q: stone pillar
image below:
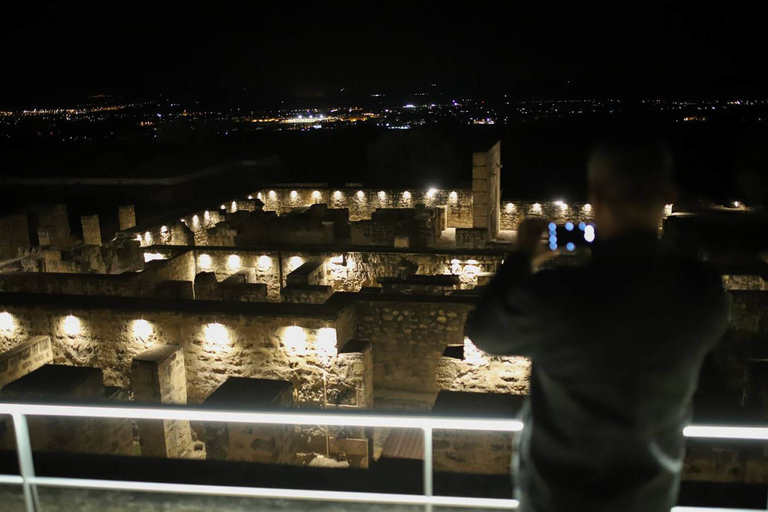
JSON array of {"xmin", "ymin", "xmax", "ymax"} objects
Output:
[
  {"xmin": 118, "ymin": 205, "xmax": 136, "ymax": 230},
  {"xmin": 37, "ymin": 226, "xmax": 54, "ymax": 246},
  {"xmin": 131, "ymin": 344, "xmax": 193, "ymax": 458},
  {"xmin": 472, "ymin": 141, "xmax": 501, "ymax": 239},
  {"xmin": 0, "ymin": 336, "xmax": 53, "ymax": 389},
  {"xmin": 80, "ymin": 215, "xmax": 102, "ymax": 246}
]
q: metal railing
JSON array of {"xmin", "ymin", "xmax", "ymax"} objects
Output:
[{"xmin": 0, "ymin": 402, "xmax": 764, "ymax": 512}]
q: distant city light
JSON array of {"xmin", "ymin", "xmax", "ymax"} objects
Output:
[{"xmin": 404, "ymin": 104, "xmax": 416, "ymax": 109}]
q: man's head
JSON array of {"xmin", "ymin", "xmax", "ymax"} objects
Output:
[{"xmin": 587, "ymin": 133, "xmax": 677, "ymax": 237}]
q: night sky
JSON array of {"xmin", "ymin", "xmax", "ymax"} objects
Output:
[{"xmin": 1, "ymin": 2, "xmax": 766, "ymax": 107}]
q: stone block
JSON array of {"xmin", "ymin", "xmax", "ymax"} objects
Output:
[
  {"xmin": 80, "ymin": 215, "xmax": 102, "ymax": 246},
  {"xmin": 118, "ymin": 205, "xmax": 136, "ymax": 230},
  {"xmin": 37, "ymin": 226, "xmax": 54, "ymax": 246},
  {"xmin": 0, "ymin": 336, "xmax": 53, "ymax": 388},
  {"xmin": 472, "ymin": 178, "xmax": 489, "ymax": 193}
]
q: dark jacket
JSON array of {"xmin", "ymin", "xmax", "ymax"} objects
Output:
[{"xmin": 466, "ymin": 230, "xmax": 730, "ymax": 512}]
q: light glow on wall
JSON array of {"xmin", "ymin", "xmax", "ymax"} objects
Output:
[
  {"xmin": 333, "ymin": 190, "xmax": 342, "ymax": 200},
  {"xmin": 0, "ymin": 312, "xmax": 15, "ymax": 333},
  {"xmin": 144, "ymin": 232, "xmax": 152, "ymax": 244},
  {"xmin": 505, "ymin": 203, "xmax": 515, "ymax": 213},
  {"xmin": 258, "ymin": 255, "xmax": 272, "ymax": 270},
  {"xmin": 143, "ymin": 252, "xmax": 165, "ymax": 263},
  {"xmin": 231, "ymin": 201, "xmax": 237, "ymax": 212},
  {"xmin": 427, "ymin": 188, "xmax": 437, "ymax": 198},
  {"xmin": 220, "ymin": 204, "xmax": 226, "ymax": 210},
  {"xmin": 192, "ymin": 215, "xmax": 200, "ymax": 226},
  {"xmin": 531, "ymin": 203, "xmax": 542, "ymax": 213},
  {"xmin": 583, "ymin": 204, "xmax": 592, "ymax": 212},
  {"xmin": 204, "ymin": 211, "xmax": 210, "ymax": 221},
  {"xmin": 132, "ymin": 319, "xmax": 153, "ymax": 340},
  {"xmin": 290, "ymin": 190, "xmax": 298, "ymax": 200},
  {"xmin": 204, "ymin": 323, "xmax": 229, "ymax": 347},
  {"xmin": 312, "ymin": 190, "xmax": 321, "ymax": 200},
  {"xmin": 665, "ymin": 204, "xmax": 674, "ymax": 215},
  {"xmin": 256, "ymin": 192, "xmax": 263, "ymax": 201},
  {"xmin": 227, "ymin": 254, "xmax": 241, "ymax": 270},
  {"xmin": 449, "ymin": 191, "xmax": 458, "ymax": 202},
  {"xmin": 402, "ymin": 191, "xmax": 411, "ymax": 200},
  {"xmin": 63, "ymin": 315, "xmax": 81, "ymax": 336},
  {"xmin": 463, "ymin": 259, "xmax": 480, "ymax": 276},
  {"xmin": 199, "ymin": 254, "xmax": 212, "ymax": 270},
  {"xmin": 247, "ymin": 195, "xmax": 253, "ymax": 200},
  {"xmin": 160, "ymin": 225, "xmax": 168, "ymax": 234},
  {"xmin": 283, "ymin": 325, "xmax": 307, "ymax": 354},
  {"xmin": 317, "ymin": 327, "xmax": 338, "ymax": 355},
  {"xmin": 555, "ymin": 200, "xmax": 568, "ymax": 211},
  {"xmin": 378, "ymin": 191, "xmax": 386, "ymax": 200},
  {"xmin": 289, "ymin": 256, "xmax": 304, "ymax": 270},
  {"xmin": 463, "ymin": 337, "xmax": 486, "ymax": 365},
  {"xmin": 269, "ymin": 190, "xmax": 276, "ymax": 199},
  {"xmin": 450, "ymin": 259, "xmax": 462, "ymax": 274},
  {"xmin": 357, "ymin": 190, "xmax": 365, "ymax": 200}
]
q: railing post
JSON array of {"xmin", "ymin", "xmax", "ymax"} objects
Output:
[
  {"xmin": 423, "ymin": 426, "xmax": 433, "ymax": 512},
  {"xmin": 12, "ymin": 413, "xmax": 40, "ymax": 512}
]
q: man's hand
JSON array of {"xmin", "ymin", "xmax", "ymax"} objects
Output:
[{"xmin": 516, "ymin": 218, "xmax": 556, "ymax": 263}]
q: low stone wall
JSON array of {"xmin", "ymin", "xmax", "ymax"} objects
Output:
[
  {"xmin": 499, "ymin": 201, "xmax": 594, "ymax": 230},
  {"xmin": 0, "ymin": 335, "xmax": 53, "ymax": 388},
  {"xmin": 436, "ymin": 338, "xmax": 531, "ymax": 395},
  {"xmin": 254, "ymin": 187, "xmax": 474, "ymax": 228}
]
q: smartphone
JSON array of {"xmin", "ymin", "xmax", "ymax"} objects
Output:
[{"xmin": 547, "ymin": 222, "xmax": 596, "ymax": 251}]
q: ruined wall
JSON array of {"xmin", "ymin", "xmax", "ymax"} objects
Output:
[
  {"xmin": 436, "ymin": 338, "xmax": 531, "ymax": 395},
  {"xmin": 433, "ymin": 430, "xmax": 514, "ymax": 475},
  {"xmin": 499, "ymin": 201, "xmax": 594, "ymax": 230},
  {"xmin": 0, "ymin": 336, "xmax": 53, "ymax": 388},
  {"xmin": 354, "ymin": 299, "xmax": 472, "ymax": 409},
  {"xmin": 0, "ymin": 213, "xmax": 30, "ymax": 260},
  {"xmin": 255, "ymin": 187, "xmax": 474, "ymax": 228},
  {"xmin": 0, "ymin": 299, "xmax": 357, "ymax": 406},
  {"xmin": 723, "ymin": 275, "xmax": 768, "ymax": 291}
]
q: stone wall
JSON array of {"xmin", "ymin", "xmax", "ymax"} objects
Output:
[
  {"xmin": 0, "ymin": 335, "xmax": 53, "ymax": 388},
  {"xmin": 723, "ymin": 275, "xmax": 768, "ymax": 291},
  {"xmin": 254, "ymin": 187, "xmax": 474, "ymax": 228},
  {"xmin": 436, "ymin": 338, "xmax": 531, "ymax": 395},
  {"xmin": 0, "ymin": 297, "xmax": 358, "ymax": 406},
  {"xmin": 499, "ymin": 201, "xmax": 594, "ymax": 230},
  {"xmin": 0, "ymin": 213, "xmax": 30, "ymax": 260},
  {"xmin": 354, "ymin": 298, "xmax": 472, "ymax": 409}
]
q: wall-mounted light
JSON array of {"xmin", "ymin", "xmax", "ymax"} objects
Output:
[
  {"xmin": 554, "ymin": 200, "xmax": 568, "ymax": 211},
  {"xmin": 427, "ymin": 188, "xmax": 437, "ymax": 199},
  {"xmin": 204, "ymin": 211, "xmax": 210, "ymax": 221},
  {"xmin": 144, "ymin": 232, "xmax": 152, "ymax": 244},
  {"xmin": 290, "ymin": 190, "xmax": 298, "ymax": 200},
  {"xmin": 505, "ymin": 203, "xmax": 515, "ymax": 213},
  {"xmin": 289, "ymin": 256, "xmax": 304, "ymax": 270},
  {"xmin": 269, "ymin": 190, "xmax": 276, "ymax": 199},
  {"xmin": 0, "ymin": 312, "xmax": 15, "ymax": 333},
  {"xmin": 333, "ymin": 190, "xmax": 342, "ymax": 200},
  {"xmin": 144, "ymin": 252, "xmax": 164, "ymax": 263},
  {"xmin": 227, "ymin": 254, "xmax": 241, "ymax": 270},
  {"xmin": 204, "ymin": 323, "xmax": 229, "ymax": 347},
  {"xmin": 378, "ymin": 191, "xmax": 386, "ymax": 201},
  {"xmin": 403, "ymin": 191, "xmax": 411, "ymax": 200},
  {"xmin": 220, "ymin": 204, "xmax": 226, "ymax": 210},
  {"xmin": 63, "ymin": 315, "xmax": 81, "ymax": 336},
  {"xmin": 583, "ymin": 204, "xmax": 592, "ymax": 212},
  {"xmin": 531, "ymin": 203, "xmax": 542, "ymax": 213},
  {"xmin": 132, "ymin": 319, "xmax": 153, "ymax": 340},
  {"xmin": 282, "ymin": 325, "xmax": 309, "ymax": 354},
  {"xmin": 256, "ymin": 192, "xmax": 263, "ymax": 201},
  {"xmin": 357, "ymin": 190, "xmax": 365, "ymax": 200},
  {"xmin": 231, "ymin": 201, "xmax": 238, "ymax": 212},
  {"xmin": 199, "ymin": 254, "xmax": 212, "ymax": 270},
  {"xmin": 192, "ymin": 214, "xmax": 200, "ymax": 226},
  {"xmin": 449, "ymin": 191, "xmax": 458, "ymax": 202},
  {"xmin": 312, "ymin": 190, "xmax": 321, "ymax": 200},
  {"xmin": 258, "ymin": 255, "xmax": 272, "ymax": 270},
  {"xmin": 160, "ymin": 225, "xmax": 168, "ymax": 233},
  {"xmin": 247, "ymin": 195, "xmax": 253, "ymax": 200},
  {"xmin": 317, "ymin": 327, "xmax": 338, "ymax": 355}
]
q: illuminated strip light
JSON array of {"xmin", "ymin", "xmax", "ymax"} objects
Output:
[
  {"xmin": 16, "ymin": 477, "xmax": 521, "ymax": 509},
  {"xmin": 683, "ymin": 425, "xmax": 768, "ymax": 440},
  {"xmin": 0, "ymin": 403, "xmax": 522, "ymax": 432},
  {"xmin": 0, "ymin": 474, "xmax": 23, "ymax": 485}
]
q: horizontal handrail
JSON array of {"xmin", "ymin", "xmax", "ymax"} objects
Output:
[{"xmin": 1, "ymin": 402, "xmax": 767, "ymax": 512}]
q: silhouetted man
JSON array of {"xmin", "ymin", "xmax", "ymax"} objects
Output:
[{"xmin": 466, "ymin": 135, "xmax": 730, "ymax": 512}]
